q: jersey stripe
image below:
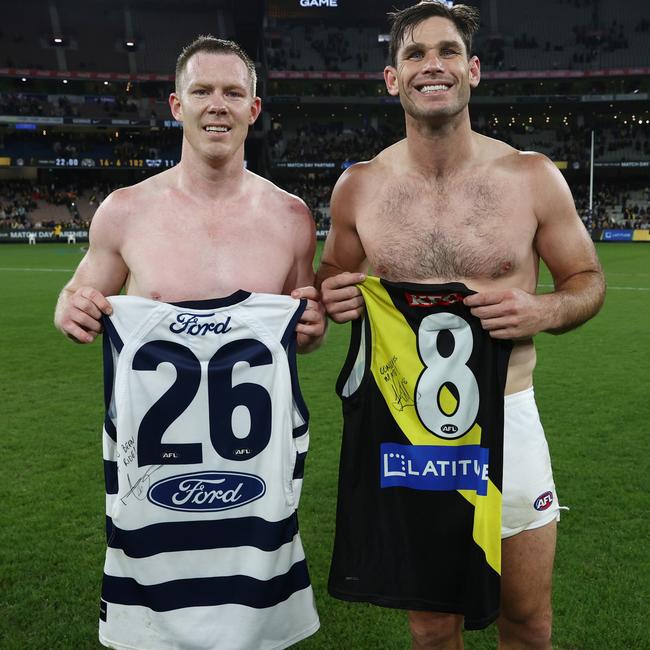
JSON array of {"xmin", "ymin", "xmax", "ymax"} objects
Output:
[
  {"xmin": 102, "ymin": 559, "xmax": 311, "ymax": 611},
  {"xmin": 106, "ymin": 513, "xmax": 299, "ymax": 557}
]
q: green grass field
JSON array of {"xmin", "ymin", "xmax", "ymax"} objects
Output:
[{"xmin": 1, "ymin": 242, "xmax": 648, "ymax": 649}]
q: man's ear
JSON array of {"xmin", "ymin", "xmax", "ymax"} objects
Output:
[
  {"xmin": 384, "ymin": 66, "xmax": 400, "ymax": 97},
  {"xmin": 169, "ymin": 92, "xmax": 182, "ymax": 122},
  {"xmin": 249, "ymin": 96, "xmax": 262, "ymax": 125},
  {"xmin": 469, "ymin": 55, "xmax": 481, "ymax": 89}
]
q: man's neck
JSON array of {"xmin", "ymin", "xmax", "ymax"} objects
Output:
[
  {"xmin": 175, "ymin": 145, "xmax": 248, "ymax": 201},
  {"xmin": 404, "ymin": 112, "xmax": 476, "ymax": 178}
]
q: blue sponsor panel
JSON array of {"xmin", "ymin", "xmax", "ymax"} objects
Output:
[
  {"xmin": 601, "ymin": 229, "xmax": 633, "ymax": 241},
  {"xmin": 380, "ymin": 443, "xmax": 490, "ymax": 496},
  {"xmin": 148, "ymin": 471, "xmax": 266, "ymax": 512}
]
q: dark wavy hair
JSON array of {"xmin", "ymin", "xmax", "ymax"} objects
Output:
[{"xmin": 388, "ymin": 1, "xmax": 480, "ymax": 65}]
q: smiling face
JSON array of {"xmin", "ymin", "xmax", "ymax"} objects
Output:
[
  {"xmin": 169, "ymin": 52, "xmax": 261, "ymax": 164},
  {"xmin": 384, "ymin": 16, "xmax": 480, "ymax": 125}
]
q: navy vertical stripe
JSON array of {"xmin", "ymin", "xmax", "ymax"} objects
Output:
[
  {"xmin": 104, "ymin": 416, "xmax": 117, "ymax": 442},
  {"xmin": 286, "ymin": 340, "xmax": 310, "ymax": 429},
  {"xmin": 293, "ymin": 452, "xmax": 307, "ymax": 480},
  {"xmin": 104, "ymin": 460, "xmax": 118, "ymax": 495},
  {"xmin": 101, "ymin": 314, "xmax": 121, "ymax": 442},
  {"xmin": 101, "ymin": 315, "xmax": 123, "ymax": 352},
  {"xmin": 102, "ymin": 558, "xmax": 311, "ymax": 611},
  {"xmin": 280, "ymin": 299, "xmax": 306, "ymax": 348}
]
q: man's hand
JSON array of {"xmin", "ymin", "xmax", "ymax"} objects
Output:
[
  {"xmin": 464, "ymin": 288, "xmax": 549, "ymax": 340},
  {"xmin": 291, "ymin": 286, "xmax": 327, "ymax": 353},
  {"xmin": 54, "ymin": 286, "xmax": 113, "ymax": 344},
  {"xmin": 321, "ymin": 272, "xmax": 366, "ymax": 323}
]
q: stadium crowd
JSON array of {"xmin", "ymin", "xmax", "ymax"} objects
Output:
[
  {"xmin": 2, "ymin": 172, "xmax": 648, "ymax": 234},
  {"xmin": 0, "ymin": 179, "xmax": 114, "ymax": 229},
  {"xmin": 268, "ymin": 117, "xmax": 649, "ymax": 169},
  {"xmin": 0, "ymin": 92, "xmax": 140, "ymax": 120}
]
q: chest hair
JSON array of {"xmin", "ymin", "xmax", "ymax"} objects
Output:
[{"xmin": 368, "ymin": 177, "xmax": 518, "ymax": 281}]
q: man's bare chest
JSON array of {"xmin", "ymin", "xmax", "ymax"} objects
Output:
[
  {"xmin": 120, "ymin": 209, "xmax": 293, "ymax": 299},
  {"xmin": 358, "ymin": 177, "xmax": 536, "ymax": 282}
]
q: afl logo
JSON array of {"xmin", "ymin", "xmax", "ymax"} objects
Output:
[
  {"xmin": 441, "ymin": 424, "xmax": 458, "ymax": 435},
  {"xmin": 148, "ymin": 471, "xmax": 265, "ymax": 512},
  {"xmin": 534, "ymin": 491, "xmax": 554, "ymax": 511}
]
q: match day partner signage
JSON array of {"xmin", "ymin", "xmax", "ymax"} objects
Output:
[{"xmin": 0, "ymin": 229, "xmax": 89, "ymax": 243}]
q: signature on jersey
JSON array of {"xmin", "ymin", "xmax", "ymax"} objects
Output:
[{"xmin": 380, "ymin": 356, "xmax": 413, "ymax": 412}]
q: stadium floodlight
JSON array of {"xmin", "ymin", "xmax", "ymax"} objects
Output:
[
  {"xmin": 125, "ymin": 40, "xmax": 137, "ymax": 51},
  {"xmin": 51, "ymin": 36, "xmax": 66, "ymax": 46}
]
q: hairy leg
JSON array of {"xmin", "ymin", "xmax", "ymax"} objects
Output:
[
  {"xmin": 407, "ymin": 611, "xmax": 464, "ymax": 650},
  {"xmin": 497, "ymin": 521, "xmax": 557, "ymax": 650}
]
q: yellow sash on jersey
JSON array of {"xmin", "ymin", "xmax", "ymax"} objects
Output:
[{"xmin": 360, "ymin": 276, "xmax": 501, "ymax": 574}]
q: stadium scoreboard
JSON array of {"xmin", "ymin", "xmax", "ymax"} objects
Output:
[{"xmin": 4, "ymin": 157, "xmax": 179, "ymax": 169}]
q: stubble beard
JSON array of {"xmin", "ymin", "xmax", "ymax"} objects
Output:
[{"xmin": 401, "ymin": 85, "xmax": 470, "ymax": 125}]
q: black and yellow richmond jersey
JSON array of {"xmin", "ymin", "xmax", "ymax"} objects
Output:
[{"xmin": 328, "ymin": 277, "xmax": 512, "ymax": 630}]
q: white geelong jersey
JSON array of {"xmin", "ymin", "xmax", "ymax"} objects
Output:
[{"xmin": 99, "ymin": 292, "xmax": 319, "ymax": 650}]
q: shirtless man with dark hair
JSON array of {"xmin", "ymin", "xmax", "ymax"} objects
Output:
[{"xmin": 318, "ymin": 3, "xmax": 604, "ymax": 649}]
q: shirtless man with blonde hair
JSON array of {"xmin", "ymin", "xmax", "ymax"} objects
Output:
[
  {"xmin": 55, "ymin": 36, "xmax": 324, "ymax": 346},
  {"xmin": 54, "ymin": 36, "xmax": 325, "ymax": 650},
  {"xmin": 318, "ymin": 3, "xmax": 604, "ymax": 649}
]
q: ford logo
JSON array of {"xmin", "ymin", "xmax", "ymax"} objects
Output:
[
  {"xmin": 534, "ymin": 491, "xmax": 554, "ymax": 511},
  {"xmin": 148, "ymin": 471, "xmax": 266, "ymax": 512}
]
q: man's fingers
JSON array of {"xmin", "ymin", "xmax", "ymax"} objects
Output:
[
  {"xmin": 330, "ymin": 307, "xmax": 365, "ymax": 324},
  {"xmin": 291, "ymin": 286, "xmax": 320, "ymax": 301},
  {"xmin": 78, "ymin": 287, "xmax": 113, "ymax": 315},
  {"xmin": 325, "ymin": 286, "xmax": 362, "ymax": 302},
  {"xmin": 327, "ymin": 295, "xmax": 365, "ymax": 315},
  {"xmin": 65, "ymin": 323, "xmax": 98, "ymax": 344},
  {"xmin": 75, "ymin": 310, "xmax": 105, "ymax": 333},
  {"xmin": 323, "ymin": 288, "xmax": 364, "ymax": 307},
  {"xmin": 486, "ymin": 328, "xmax": 514, "ymax": 340},
  {"xmin": 71, "ymin": 296, "xmax": 102, "ymax": 327},
  {"xmin": 464, "ymin": 291, "xmax": 507, "ymax": 307},
  {"xmin": 469, "ymin": 304, "xmax": 511, "ymax": 320},
  {"xmin": 322, "ymin": 272, "xmax": 365, "ymax": 291},
  {"xmin": 299, "ymin": 308, "xmax": 323, "ymax": 324}
]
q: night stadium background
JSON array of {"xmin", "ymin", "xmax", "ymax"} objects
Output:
[{"xmin": 1, "ymin": 1, "xmax": 648, "ymax": 648}]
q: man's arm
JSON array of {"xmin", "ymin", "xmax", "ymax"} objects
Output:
[
  {"xmin": 282, "ymin": 196, "xmax": 327, "ymax": 354},
  {"xmin": 316, "ymin": 165, "xmax": 370, "ymax": 323},
  {"xmin": 54, "ymin": 191, "xmax": 130, "ymax": 343},
  {"xmin": 465, "ymin": 154, "xmax": 605, "ymax": 339}
]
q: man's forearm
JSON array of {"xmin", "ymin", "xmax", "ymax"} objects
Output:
[{"xmin": 542, "ymin": 270, "xmax": 606, "ymax": 334}]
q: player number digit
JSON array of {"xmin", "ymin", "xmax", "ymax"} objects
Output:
[
  {"xmin": 208, "ymin": 339, "xmax": 273, "ymax": 461},
  {"xmin": 133, "ymin": 341, "xmax": 203, "ymax": 466},
  {"xmin": 415, "ymin": 312, "xmax": 479, "ymax": 439}
]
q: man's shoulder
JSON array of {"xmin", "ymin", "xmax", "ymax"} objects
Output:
[
  {"xmin": 101, "ymin": 170, "xmax": 172, "ymax": 211},
  {"xmin": 247, "ymin": 171, "xmax": 313, "ymax": 221},
  {"xmin": 477, "ymin": 133, "xmax": 555, "ymax": 175},
  {"xmin": 333, "ymin": 149, "xmax": 397, "ymax": 199}
]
